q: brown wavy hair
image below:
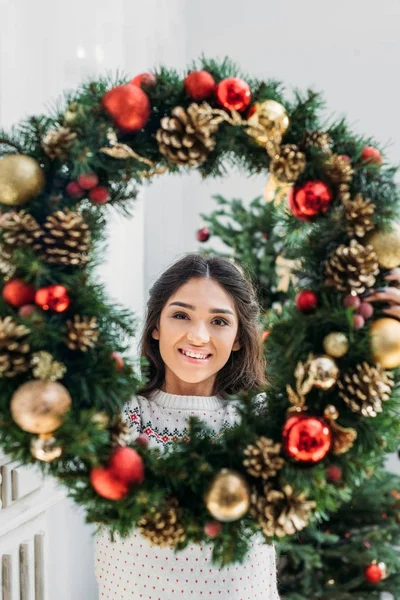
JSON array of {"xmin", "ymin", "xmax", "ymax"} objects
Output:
[{"xmin": 137, "ymin": 253, "xmax": 266, "ymax": 398}]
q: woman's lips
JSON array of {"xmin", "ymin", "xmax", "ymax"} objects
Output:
[{"xmin": 178, "ymin": 348, "xmax": 212, "ymax": 364}]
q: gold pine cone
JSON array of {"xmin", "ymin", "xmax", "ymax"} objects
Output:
[
  {"xmin": 137, "ymin": 497, "xmax": 186, "ymax": 548},
  {"xmin": 66, "ymin": 316, "xmax": 99, "ymax": 351},
  {"xmin": 42, "ymin": 126, "xmax": 77, "ymax": 160},
  {"xmin": 41, "ymin": 209, "xmax": 90, "ymax": 266},
  {"xmin": 31, "ymin": 351, "xmax": 67, "ymax": 382},
  {"xmin": 0, "ymin": 210, "xmax": 43, "ymax": 249},
  {"xmin": 343, "ymin": 194, "xmax": 376, "ymax": 238},
  {"xmin": 302, "ymin": 130, "xmax": 333, "ymax": 154},
  {"xmin": 250, "ymin": 483, "xmax": 316, "ymax": 538},
  {"xmin": 0, "ymin": 245, "xmax": 16, "ymax": 279},
  {"xmin": 270, "ymin": 145, "xmax": 306, "ymax": 184},
  {"xmin": 0, "ymin": 316, "xmax": 31, "ymax": 377},
  {"xmin": 325, "ymin": 239, "xmax": 379, "ymax": 295},
  {"xmin": 324, "ymin": 154, "xmax": 354, "ymax": 184},
  {"xmin": 156, "ymin": 103, "xmax": 220, "ymax": 166},
  {"xmin": 337, "ymin": 361, "xmax": 394, "ymax": 417},
  {"xmin": 243, "ymin": 437, "xmax": 284, "ymax": 480}
]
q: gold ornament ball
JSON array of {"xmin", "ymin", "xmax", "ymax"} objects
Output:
[
  {"xmin": 366, "ymin": 224, "xmax": 400, "ymax": 269},
  {"xmin": 10, "ymin": 380, "xmax": 72, "ymax": 434},
  {"xmin": 204, "ymin": 469, "xmax": 250, "ymax": 522},
  {"xmin": 31, "ymin": 434, "xmax": 63, "ymax": 462},
  {"xmin": 370, "ymin": 318, "xmax": 400, "ymax": 369},
  {"xmin": 0, "ymin": 154, "xmax": 45, "ymax": 206},
  {"xmin": 255, "ymin": 100, "xmax": 289, "ymax": 133},
  {"xmin": 309, "ymin": 355, "xmax": 339, "ymax": 390},
  {"xmin": 323, "ymin": 332, "xmax": 349, "ymax": 358}
]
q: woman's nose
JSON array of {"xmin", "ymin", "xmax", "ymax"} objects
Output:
[{"xmin": 187, "ymin": 323, "xmax": 210, "ymax": 344}]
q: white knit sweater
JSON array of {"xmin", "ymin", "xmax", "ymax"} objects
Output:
[{"xmin": 94, "ymin": 390, "xmax": 280, "ymax": 599}]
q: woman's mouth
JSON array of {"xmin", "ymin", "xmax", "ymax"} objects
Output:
[{"xmin": 178, "ymin": 348, "xmax": 212, "ymax": 364}]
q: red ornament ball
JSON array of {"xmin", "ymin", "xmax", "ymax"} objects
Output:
[
  {"xmin": 35, "ymin": 285, "xmax": 70, "ymax": 313},
  {"xmin": 90, "ymin": 466, "xmax": 129, "ymax": 500},
  {"xmin": 326, "ymin": 464, "xmax": 343, "ymax": 482},
  {"xmin": 289, "ymin": 181, "xmax": 332, "ymax": 221},
  {"xmin": 102, "ymin": 84, "xmax": 150, "ymax": 132},
  {"xmin": 361, "ymin": 146, "xmax": 382, "ymax": 166},
  {"xmin": 364, "ymin": 562, "xmax": 385, "ymax": 583},
  {"xmin": 77, "ymin": 173, "xmax": 99, "ymax": 190},
  {"xmin": 184, "ymin": 70, "xmax": 216, "ymax": 101},
  {"xmin": 196, "ymin": 227, "xmax": 211, "ymax": 242},
  {"xmin": 2, "ymin": 279, "xmax": 35, "ymax": 307},
  {"xmin": 109, "ymin": 446, "xmax": 145, "ymax": 485},
  {"xmin": 296, "ymin": 290, "xmax": 318, "ymax": 312},
  {"xmin": 89, "ymin": 186, "xmax": 110, "ymax": 205},
  {"xmin": 215, "ymin": 77, "xmax": 252, "ymax": 112},
  {"xmin": 66, "ymin": 181, "xmax": 85, "ymax": 199},
  {"xmin": 204, "ymin": 521, "xmax": 223, "ymax": 538},
  {"xmin": 111, "ymin": 351, "xmax": 124, "ymax": 371},
  {"xmin": 282, "ymin": 414, "xmax": 332, "ymax": 463},
  {"xmin": 131, "ymin": 72, "xmax": 156, "ymax": 88}
]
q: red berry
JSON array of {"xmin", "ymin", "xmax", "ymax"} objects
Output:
[
  {"xmin": 89, "ymin": 186, "xmax": 110, "ymax": 205},
  {"xmin": 111, "ymin": 351, "xmax": 124, "ymax": 370},
  {"xmin": 109, "ymin": 447, "xmax": 144, "ymax": 485},
  {"xmin": 295, "ymin": 290, "xmax": 318, "ymax": 312},
  {"xmin": 66, "ymin": 181, "xmax": 85, "ymax": 198},
  {"xmin": 90, "ymin": 467, "xmax": 129, "ymax": 500},
  {"xmin": 2, "ymin": 279, "xmax": 35, "ymax": 307},
  {"xmin": 131, "ymin": 73, "xmax": 156, "ymax": 88},
  {"xmin": 196, "ymin": 227, "xmax": 210, "ymax": 242},
  {"xmin": 326, "ymin": 464, "xmax": 342, "ymax": 482},
  {"xmin": 353, "ymin": 314, "xmax": 365, "ymax": 329},
  {"xmin": 77, "ymin": 173, "xmax": 99, "ymax": 190},
  {"xmin": 204, "ymin": 521, "xmax": 222, "ymax": 538},
  {"xmin": 135, "ymin": 434, "xmax": 150, "ymax": 448},
  {"xmin": 358, "ymin": 302, "xmax": 374, "ymax": 319},
  {"xmin": 18, "ymin": 304, "xmax": 38, "ymax": 318},
  {"xmin": 343, "ymin": 294, "xmax": 361, "ymax": 310},
  {"xmin": 364, "ymin": 563, "xmax": 385, "ymax": 583},
  {"xmin": 361, "ymin": 146, "xmax": 382, "ymax": 165},
  {"xmin": 184, "ymin": 71, "xmax": 216, "ymax": 101}
]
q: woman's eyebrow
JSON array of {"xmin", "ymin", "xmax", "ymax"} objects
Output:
[{"xmin": 168, "ymin": 301, "xmax": 234, "ymax": 315}]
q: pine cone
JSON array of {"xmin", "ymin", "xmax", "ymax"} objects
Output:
[
  {"xmin": 0, "ymin": 245, "xmax": 16, "ymax": 279},
  {"xmin": 109, "ymin": 413, "xmax": 130, "ymax": 447},
  {"xmin": 66, "ymin": 316, "xmax": 99, "ymax": 351},
  {"xmin": 31, "ymin": 351, "xmax": 66, "ymax": 382},
  {"xmin": 324, "ymin": 154, "xmax": 354, "ymax": 184},
  {"xmin": 243, "ymin": 436, "xmax": 284, "ymax": 479},
  {"xmin": 343, "ymin": 194, "xmax": 375, "ymax": 238},
  {"xmin": 270, "ymin": 145, "xmax": 306, "ymax": 183},
  {"xmin": 302, "ymin": 130, "xmax": 332, "ymax": 154},
  {"xmin": 41, "ymin": 209, "xmax": 90, "ymax": 266},
  {"xmin": 156, "ymin": 103, "xmax": 220, "ymax": 166},
  {"xmin": 0, "ymin": 211, "xmax": 43, "ymax": 249},
  {"xmin": 42, "ymin": 126, "xmax": 77, "ymax": 159},
  {"xmin": 250, "ymin": 483, "xmax": 316, "ymax": 538},
  {"xmin": 325, "ymin": 239, "xmax": 379, "ymax": 295},
  {"xmin": 137, "ymin": 497, "xmax": 186, "ymax": 547},
  {"xmin": 337, "ymin": 361, "xmax": 394, "ymax": 417},
  {"xmin": 0, "ymin": 317, "xmax": 30, "ymax": 377}
]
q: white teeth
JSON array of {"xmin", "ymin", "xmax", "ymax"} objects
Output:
[{"xmin": 181, "ymin": 349, "xmax": 209, "ymax": 360}]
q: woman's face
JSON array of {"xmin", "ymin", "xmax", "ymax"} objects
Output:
[{"xmin": 152, "ymin": 277, "xmax": 241, "ymax": 396}]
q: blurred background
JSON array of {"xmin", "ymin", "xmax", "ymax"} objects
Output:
[{"xmin": 0, "ymin": 0, "xmax": 399, "ymax": 597}]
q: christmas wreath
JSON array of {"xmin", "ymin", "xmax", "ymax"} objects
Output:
[{"xmin": 0, "ymin": 58, "xmax": 399, "ymax": 569}]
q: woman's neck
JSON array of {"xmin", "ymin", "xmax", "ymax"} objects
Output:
[{"xmin": 161, "ymin": 372, "xmax": 216, "ymax": 397}]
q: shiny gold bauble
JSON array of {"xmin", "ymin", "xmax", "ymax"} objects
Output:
[
  {"xmin": 323, "ymin": 332, "xmax": 349, "ymax": 358},
  {"xmin": 252, "ymin": 100, "xmax": 289, "ymax": 133},
  {"xmin": 31, "ymin": 433, "xmax": 63, "ymax": 462},
  {"xmin": 10, "ymin": 380, "xmax": 72, "ymax": 434},
  {"xmin": 204, "ymin": 468, "xmax": 250, "ymax": 522},
  {"xmin": 370, "ymin": 318, "xmax": 400, "ymax": 369},
  {"xmin": 366, "ymin": 224, "xmax": 400, "ymax": 269},
  {"xmin": 0, "ymin": 154, "xmax": 45, "ymax": 206},
  {"xmin": 308, "ymin": 355, "xmax": 339, "ymax": 390}
]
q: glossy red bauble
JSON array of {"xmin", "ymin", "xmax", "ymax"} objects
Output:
[
  {"xmin": 282, "ymin": 414, "xmax": 332, "ymax": 463},
  {"xmin": 90, "ymin": 466, "xmax": 129, "ymax": 500},
  {"xmin": 215, "ymin": 77, "xmax": 251, "ymax": 112},
  {"xmin": 196, "ymin": 227, "xmax": 210, "ymax": 242},
  {"xmin": 295, "ymin": 290, "xmax": 318, "ymax": 312},
  {"xmin": 2, "ymin": 279, "xmax": 35, "ymax": 307},
  {"xmin": 184, "ymin": 71, "xmax": 216, "ymax": 101},
  {"xmin": 89, "ymin": 186, "xmax": 110, "ymax": 205},
  {"xmin": 364, "ymin": 563, "xmax": 385, "ymax": 583},
  {"xmin": 289, "ymin": 181, "xmax": 332, "ymax": 221},
  {"xmin": 131, "ymin": 72, "xmax": 156, "ymax": 88},
  {"xmin": 35, "ymin": 285, "xmax": 70, "ymax": 313},
  {"xmin": 102, "ymin": 84, "xmax": 151, "ymax": 132},
  {"xmin": 109, "ymin": 446, "xmax": 145, "ymax": 485},
  {"xmin": 326, "ymin": 464, "xmax": 342, "ymax": 482},
  {"xmin": 204, "ymin": 521, "xmax": 223, "ymax": 538},
  {"xmin": 361, "ymin": 146, "xmax": 382, "ymax": 166}
]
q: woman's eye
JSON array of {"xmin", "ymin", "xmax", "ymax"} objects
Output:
[
  {"xmin": 212, "ymin": 318, "xmax": 229, "ymax": 327},
  {"xmin": 172, "ymin": 313, "xmax": 188, "ymax": 320}
]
